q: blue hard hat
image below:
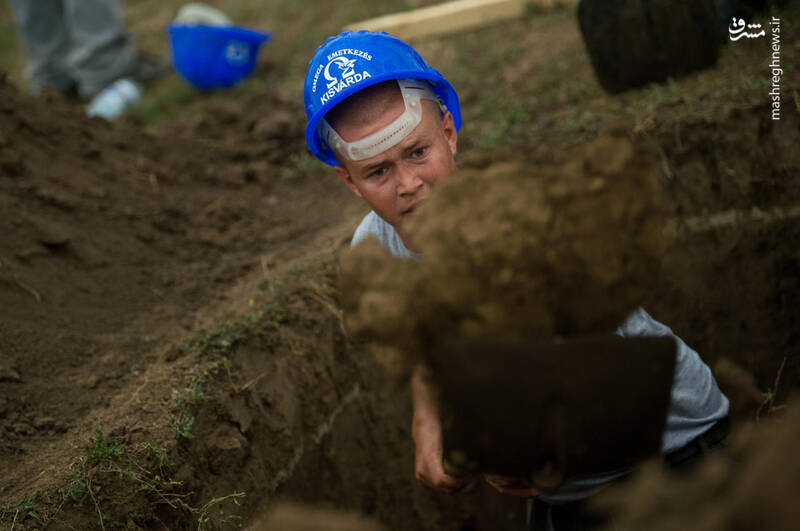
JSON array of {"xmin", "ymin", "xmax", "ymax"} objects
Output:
[
  {"xmin": 304, "ymin": 30, "xmax": 461, "ymax": 166},
  {"xmin": 168, "ymin": 24, "xmax": 271, "ymax": 90}
]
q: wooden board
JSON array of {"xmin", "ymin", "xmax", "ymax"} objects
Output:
[{"xmin": 343, "ymin": 0, "xmax": 574, "ymax": 41}]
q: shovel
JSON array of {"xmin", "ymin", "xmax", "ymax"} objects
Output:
[{"xmin": 427, "ymin": 334, "xmax": 676, "ymax": 492}]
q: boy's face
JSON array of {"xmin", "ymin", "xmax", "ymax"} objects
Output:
[{"xmin": 332, "ymin": 96, "xmax": 458, "ymax": 237}]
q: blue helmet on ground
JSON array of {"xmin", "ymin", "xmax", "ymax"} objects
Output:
[{"xmin": 304, "ymin": 30, "xmax": 461, "ymax": 166}]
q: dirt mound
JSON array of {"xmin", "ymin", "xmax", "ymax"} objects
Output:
[
  {"xmin": 156, "ymin": 90, "xmax": 307, "ymax": 167},
  {"xmin": 596, "ymin": 401, "xmax": 800, "ymax": 531},
  {"xmin": 0, "ymin": 69, "xmax": 273, "ymax": 453},
  {"xmin": 0, "ymin": 71, "xmax": 341, "ymax": 528},
  {"xmin": 341, "ymin": 134, "xmax": 664, "ymax": 360}
]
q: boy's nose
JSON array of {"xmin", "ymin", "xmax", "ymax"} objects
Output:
[{"xmin": 396, "ymin": 165, "xmax": 424, "ymax": 196}]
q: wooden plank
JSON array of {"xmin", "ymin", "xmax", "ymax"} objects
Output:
[
  {"xmin": 343, "ymin": 0, "xmax": 579, "ymax": 40},
  {"xmin": 343, "ymin": 0, "xmax": 528, "ymax": 41}
]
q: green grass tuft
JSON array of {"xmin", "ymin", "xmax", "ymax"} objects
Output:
[{"xmin": 85, "ymin": 426, "xmax": 126, "ymax": 467}]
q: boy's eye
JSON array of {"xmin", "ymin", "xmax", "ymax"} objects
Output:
[{"xmin": 368, "ymin": 167, "xmax": 388, "ymax": 179}]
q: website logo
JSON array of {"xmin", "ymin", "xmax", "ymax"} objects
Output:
[
  {"xmin": 729, "ymin": 16, "xmax": 783, "ymax": 120},
  {"xmin": 728, "ymin": 17, "xmax": 766, "ymax": 40}
]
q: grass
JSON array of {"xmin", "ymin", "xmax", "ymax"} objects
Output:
[
  {"xmin": 59, "ymin": 425, "xmax": 246, "ymax": 530},
  {"xmin": 0, "ymin": 428, "xmax": 172, "ymax": 529},
  {"xmin": 0, "ymin": 423, "xmax": 192, "ymax": 529},
  {"xmin": 53, "ymin": 430, "xmax": 186, "ymax": 529},
  {"xmin": 175, "ymin": 375, "xmax": 208, "ymax": 439},
  {"xmin": 174, "ymin": 412, "xmax": 198, "ymax": 440},
  {"xmin": 0, "ymin": 492, "xmax": 42, "ymax": 528},
  {"xmin": 191, "ymin": 315, "xmax": 258, "ymax": 356},
  {"xmin": 61, "ymin": 427, "xmax": 128, "ymax": 529},
  {"xmin": 473, "ymin": 94, "xmax": 535, "ymax": 149},
  {"xmin": 197, "ymin": 491, "xmax": 246, "ymax": 531},
  {"xmin": 85, "ymin": 425, "xmax": 126, "ymax": 467}
]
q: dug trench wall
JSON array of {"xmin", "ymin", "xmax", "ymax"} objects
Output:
[
  {"xmin": 258, "ymin": 103, "xmax": 800, "ymax": 527},
  {"xmin": 644, "ymin": 102, "xmax": 800, "ymax": 393},
  {"xmin": 233, "ymin": 100, "xmax": 799, "ymax": 529}
]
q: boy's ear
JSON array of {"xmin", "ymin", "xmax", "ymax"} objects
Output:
[
  {"xmin": 441, "ymin": 111, "xmax": 458, "ymax": 157},
  {"xmin": 334, "ymin": 165, "xmax": 363, "ymax": 199}
]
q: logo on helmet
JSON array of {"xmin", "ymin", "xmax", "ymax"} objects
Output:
[
  {"xmin": 314, "ymin": 49, "xmax": 373, "ymax": 106},
  {"xmin": 325, "ymin": 57, "xmax": 357, "ymax": 89},
  {"xmin": 224, "ymin": 41, "xmax": 250, "ymax": 66}
]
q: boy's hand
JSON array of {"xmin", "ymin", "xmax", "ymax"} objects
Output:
[
  {"xmin": 413, "ymin": 413, "xmax": 473, "ymax": 493},
  {"xmin": 483, "ymin": 474, "xmax": 540, "ymax": 498},
  {"xmin": 411, "ymin": 364, "xmax": 473, "ymax": 493}
]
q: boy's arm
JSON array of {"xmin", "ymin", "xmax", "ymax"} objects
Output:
[
  {"xmin": 412, "ymin": 364, "xmax": 538, "ymax": 497},
  {"xmin": 411, "ymin": 364, "xmax": 473, "ymax": 493}
]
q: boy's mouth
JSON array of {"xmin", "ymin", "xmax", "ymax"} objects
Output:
[{"xmin": 402, "ymin": 199, "xmax": 425, "ymax": 216}]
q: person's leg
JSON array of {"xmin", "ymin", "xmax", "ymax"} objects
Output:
[
  {"xmin": 8, "ymin": 0, "xmax": 75, "ymax": 95},
  {"xmin": 63, "ymin": 0, "xmax": 137, "ymax": 97}
]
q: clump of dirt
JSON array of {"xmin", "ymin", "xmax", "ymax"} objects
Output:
[
  {"xmin": 250, "ymin": 503, "xmax": 386, "ymax": 531},
  {"xmin": 711, "ymin": 357, "xmax": 765, "ymax": 421},
  {"xmin": 341, "ymin": 134, "xmax": 665, "ymax": 362},
  {"xmin": 594, "ymin": 400, "xmax": 800, "ymax": 531}
]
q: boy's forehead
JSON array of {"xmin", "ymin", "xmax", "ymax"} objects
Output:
[
  {"xmin": 340, "ymin": 101, "xmax": 442, "ymax": 171},
  {"xmin": 325, "ymin": 81, "xmax": 406, "ymax": 142}
]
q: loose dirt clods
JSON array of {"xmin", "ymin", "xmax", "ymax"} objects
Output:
[
  {"xmin": 595, "ymin": 399, "xmax": 800, "ymax": 531},
  {"xmin": 341, "ymin": 134, "xmax": 665, "ymax": 366}
]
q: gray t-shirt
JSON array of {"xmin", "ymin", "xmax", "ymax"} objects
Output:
[
  {"xmin": 352, "ymin": 210, "xmax": 417, "ymax": 259},
  {"xmin": 351, "ymin": 210, "xmax": 730, "ymax": 501}
]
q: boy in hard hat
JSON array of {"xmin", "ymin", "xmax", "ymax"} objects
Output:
[{"xmin": 304, "ymin": 30, "xmax": 730, "ymax": 530}]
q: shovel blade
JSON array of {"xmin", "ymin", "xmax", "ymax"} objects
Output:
[{"xmin": 429, "ymin": 334, "xmax": 676, "ymax": 486}]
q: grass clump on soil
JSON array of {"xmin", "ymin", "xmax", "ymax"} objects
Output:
[
  {"xmin": 69, "ymin": 427, "xmax": 128, "ymax": 528},
  {"xmin": 85, "ymin": 424, "xmax": 126, "ymax": 466},
  {"xmin": 54, "ymin": 429, "xmax": 184, "ymax": 530},
  {"xmin": 175, "ymin": 375, "xmax": 208, "ymax": 439},
  {"xmin": 0, "ymin": 492, "xmax": 43, "ymax": 528},
  {"xmin": 56, "ymin": 423, "xmax": 247, "ymax": 530},
  {"xmin": 192, "ymin": 318, "xmax": 255, "ymax": 356},
  {"xmin": 197, "ymin": 491, "xmax": 247, "ymax": 531}
]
